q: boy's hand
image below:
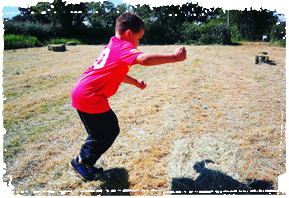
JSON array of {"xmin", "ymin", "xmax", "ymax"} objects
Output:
[
  {"xmin": 135, "ymin": 80, "xmax": 147, "ymax": 90},
  {"xmin": 173, "ymin": 47, "xmax": 187, "ymax": 62}
]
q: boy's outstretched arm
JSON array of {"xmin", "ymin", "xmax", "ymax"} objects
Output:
[
  {"xmin": 123, "ymin": 75, "xmax": 147, "ymax": 90},
  {"xmin": 133, "ymin": 46, "xmax": 186, "ymax": 66}
]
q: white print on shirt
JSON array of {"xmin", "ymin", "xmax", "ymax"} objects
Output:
[{"xmin": 93, "ymin": 47, "xmax": 110, "ymax": 69}]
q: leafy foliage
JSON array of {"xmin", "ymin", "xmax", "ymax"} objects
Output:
[
  {"xmin": 269, "ymin": 21, "xmax": 286, "ymax": 47},
  {"xmin": 270, "ymin": 21, "xmax": 286, "ymax": 41},
  {"xmin": 4, "ymin": 21, "xmax": 63, "ymax": 42},
  {"xmin": 277, "ymin": 39, "xmax": 286, "ymax": 47},
  {"xmin": 3, "ymin": 0, "xmax": 284, "ymax": 48},
  {"xmin": 4, "ymin": 34, "xmax": 42, "ymax": 49},
  {"xmin": 224, "ymin": 9, "xmax": 278, "ymax": 41},
  {"xmin": 207, "ymin": 9, "xmax": 279, "ymax": 42},
  {"xmin": 180, "ymin": 23, "xmax": 231, "ymax": 45},
  {"xmin": 53, "ymin": 0, "xmax": 88, "ymax": 30},
  {"xmin": 230, "ymin": 25, "xmax": 242, "ymax": 43},
  {"xmin": 48, "ymin": 38, "xmax": 82, "ymax": 45}
]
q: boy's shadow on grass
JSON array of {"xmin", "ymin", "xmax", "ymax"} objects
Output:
[
  {"xmin": 171, "ymin": 159, "xmax": 274, "ymax": 195},
  {"xmin": 95, "ymin": 167, "xmax": 131, "ymax": 196}
]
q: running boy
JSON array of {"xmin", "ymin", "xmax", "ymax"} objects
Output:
[{"xmin": 69, "ymin": 12, "xmax": 186, "ymax": 181}]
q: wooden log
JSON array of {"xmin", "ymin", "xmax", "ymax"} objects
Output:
[{"xmin": 48, "ymin": 44, "xmax": 66, "ymax": 52}]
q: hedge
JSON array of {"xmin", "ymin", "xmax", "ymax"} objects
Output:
[
  {"xmin": 4, "ymin": 34, "xmax": 42, "ymax": 50},
  {"xmin": 4, "ymin": 21, "xmax": 64, "ymax": 42},
  {"xmin": 179, "ymin": 22, "xmax": 232, "ymax": 45}
]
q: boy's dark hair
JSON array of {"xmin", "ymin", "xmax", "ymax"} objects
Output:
[{"xmin": 115, "ymin": 12, "xmax": 145, "ymax": 34}]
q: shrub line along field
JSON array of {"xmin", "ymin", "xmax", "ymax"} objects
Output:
[{"xmin": 2, "ymin": 43, "xmax": 286, "ymax": 195}]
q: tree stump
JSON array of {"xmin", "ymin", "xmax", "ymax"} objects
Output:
[
  {"xmin": 48, "ymin": 44, "xmax": 66, "ymax": 52},
  {"xmin": 255, "ymin": 52, "xmax": 269, "ymax": 64}
]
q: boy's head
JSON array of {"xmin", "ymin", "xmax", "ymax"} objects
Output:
[
  {"xmin": 115, "ymin": 12, "xmax": 145, "ymax": 35},
  {"xmin": 115, "ymin": 12, "xmax": 145, "ymax": 48}
]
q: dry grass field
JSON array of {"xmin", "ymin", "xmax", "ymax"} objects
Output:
[{"xmin": 2, "ymin": 43, "xmax": 286, "ymax": 195}]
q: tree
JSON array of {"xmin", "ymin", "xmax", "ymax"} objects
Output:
[
  {"xmin": 18, "ymin": 7, "xmax": 33, "ymax": 22},
  {"xmin": 86, "ymin": 1, "xmax": 106, "ymax": 28},
  {"xmin": 132, "ymin": 3, "xmax": 155, "ymax": 28},
  {"xmin": 51, "ymin": 0, "xmax": 88, "ymax": 29},
  {"xmin": 270, "ymin": 21, "xmax": 286, "ymax": 41},
  {"xmin": 207, "ymin": 8, "xmax": 278, "ymax": 41},
  {"xmin": 11, "ymin": 2, "xmax": 54, "ymax": 23},
  {"xmin": 102, "ymin": 1, "xmax": 118, "ymax": 29},
  {"xmin": 11, "ymin": 14, "xmax": 26, "ymax": 22},
  {"xmin": 30, "ymin": 2, "xmax": 54, "ymax": 24},
  {"xmin": 228, "ymin": 8, "xmax": 278, "ymax": 40}
]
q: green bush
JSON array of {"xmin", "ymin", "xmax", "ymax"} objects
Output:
[
  {"xmin": 180, "ymin": 22, "xmax": 231, "ymax": 45},
  {"xmin": 278, "ymin": 39, "xmax": 286, "ymax": 47},
  {"xmin": 269, "ymin": 21, "xmax": 286, "ymax": 47},
  {"xmin": 230, "ymin": 25, "xmax": 241, "ymax": 43},
  {"xmin": 269, "ymin": 39, "xmax": 286, "ymax": 47},
  {"xmin": 4, "ymin": 21, "xmax": 64, "ymax": 42},
  {"xmin": 179, "ymin": 22, "xmax": 201, "ymax": 44},
  {"xmin": 4, "ymin": 34, "xmax": 42, "ymax": 50},
  {"xmin": 270, "ymin": 22, "xmax": 286, "ymax": 42},
  {"xmin": 206, "ymin": 24, "xmax": 231, "ymax": 45},
  {"xmin": 47, "ymin": 38, "xmax": 82, "ymax": 45}
]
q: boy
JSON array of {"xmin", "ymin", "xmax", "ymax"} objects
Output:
[{"xmin": 69, "ymin": 12, "xmax": 186, "ymax": 181}]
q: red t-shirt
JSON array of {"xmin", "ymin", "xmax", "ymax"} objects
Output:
[{"xmin": 71, "ymin": 36, "xmax": 143, "ymax": 114}]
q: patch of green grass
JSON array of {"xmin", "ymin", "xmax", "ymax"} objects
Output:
[
  {"xmin": 254, "ymin": 76, "xmax": 261, "ymax": 82},
  {"xmin": 4, "ymin": 97, "xmax": 68, "ymax": 132},
  {"xmin": 269, "ymin": 39, "xmax": 286, "ymax": 48},
  {"xmin": 47, "ymin": 38, "xmax": 82, "ymax": 45},
  {"xmin": 253, "ymin": 73, "xmax": 262, "ymax": 82},
  {"xmin": 4, "ymin": 142, "xmax": 22, "ymax": 161},
  {"xmin": 277, "ymin": 39, "xmax": 286, "ymax": 47},
  {"xmin": 4, "ymin": 34, "xmax": 42, "ymax": 50},
  {"xmin": 3, "ymin": 90, "xmax": 26, "ymax": 102},
  {"xmin": 55, "ymin": 106, "xmax": 63, "ymax": 114}
]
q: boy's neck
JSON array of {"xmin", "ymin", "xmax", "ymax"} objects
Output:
[{"xmin": 115, "ymin": 32, "xmax": 125, "ymax": 40}]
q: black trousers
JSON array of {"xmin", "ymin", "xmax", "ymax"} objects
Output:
[{"xmin": 77, "ymin": 109, "xmax": 120, "ymax": 165}]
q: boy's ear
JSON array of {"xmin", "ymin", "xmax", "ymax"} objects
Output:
[{"xmin": 125, "ymin": 29, "xmax": 133, "ymax": 38}]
